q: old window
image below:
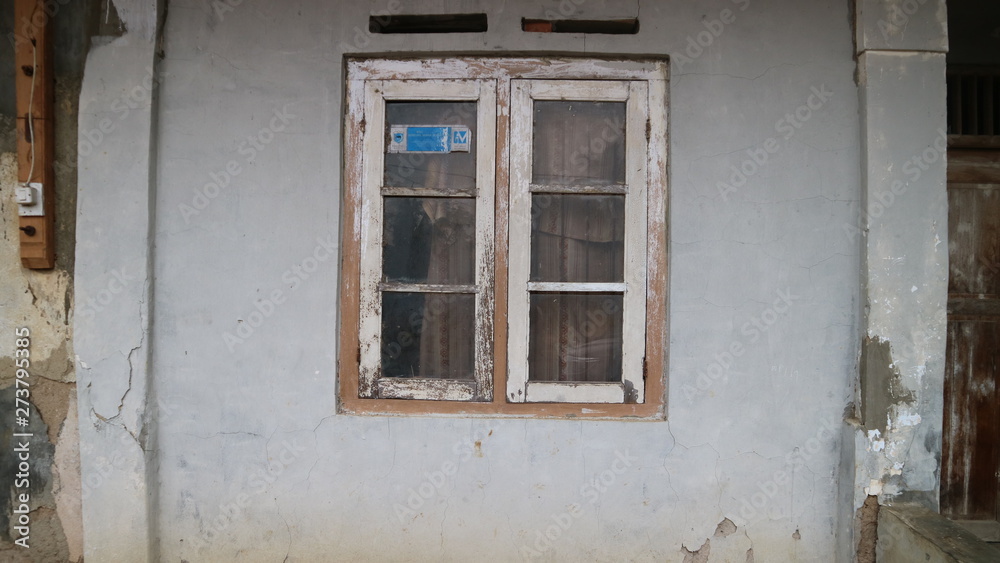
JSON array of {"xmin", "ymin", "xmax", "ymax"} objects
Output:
[{"xmin": 339, "ymin": 57, "xmax": 668, "ymax": 418}]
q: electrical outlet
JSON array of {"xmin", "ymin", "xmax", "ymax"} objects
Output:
[{"xmin": 15, "ymin": 183, "xmax": 43, "ymax": 217}]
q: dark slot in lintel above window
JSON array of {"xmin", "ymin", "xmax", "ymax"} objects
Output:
[
  {"xmin": 522, "ymin": 18, "xmax": 639, "ymax": 34},
  {"xmin": 370, "ymin": 13, "xmax": 488, "ymax": 34}
]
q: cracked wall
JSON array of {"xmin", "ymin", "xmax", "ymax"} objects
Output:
[
  {"xmin": 122, "ymin": 0, "xmax": 860, "ymax": 560},
  {"xmin": 71, "ymin": 0, "xmax": 940, "ymax": 561}
]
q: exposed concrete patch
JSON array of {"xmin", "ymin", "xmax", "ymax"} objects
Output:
[
  {"xmin": 54, "ymin": 389, "xmax": 83, "ymax": 562},
  {"xmin": 682, "ymin": 538, "xmax": 710, "ymax": 563},
  {"xmin": 681, "ymin": 519, "xmax": 756, "ymax": 562},
  {"xmin": 21, "ymin": 359, "xmax": 74, "ymax": 444},
  {"xmin": 0, "ymin": 387, "xmax": 56, "ymax": 538},
  {"xmin": 0, "ymin": 507, "xmax": 70, "ymax": 562},
  {"xmin": 856, "ymin": 495, "xmax": 879, "ymax": 563},
  {"xmin": 0, "ymin": 114, "xmax": 15, "ymax": 153},
  {"xmin": 714, "ymin": 517, "xmax": 737, "ymax": 538},
  {"xmin": 860, "ymin": 336, "xmax": 914, "ymax": 436},
  {"xmin": 0, "ymin": 148, "xmax": 79, "ymax": 558},
  {"xmin": 0, "ymin": 153, "xmax": 75, "ymax": 388}
]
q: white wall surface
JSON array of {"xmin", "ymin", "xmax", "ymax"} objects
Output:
[{"xmin": 82, "ymin": 0, "xmax": 868, "ymax": 560}]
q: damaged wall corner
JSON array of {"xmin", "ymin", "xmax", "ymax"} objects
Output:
[
  {"xmin": 853, "ymin": 0, "xmax": 949, "ymax": 527},
  {"xmin": 0, "ymin": 0, "xmax": 105, "ymax": 559},
  {"xmin": 72, "ymin": 0, "xmax": 164, "ymax": 560}
]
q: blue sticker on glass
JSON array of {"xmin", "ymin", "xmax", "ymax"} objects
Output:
[
  {"xmin": 406, "ymin": 127, "xmax": 451, "ymax": 152},
  {"xmin": 388, "ymin": 125, "xmax": 471, "ymax": 153}
]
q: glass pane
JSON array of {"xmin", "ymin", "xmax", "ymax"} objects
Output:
[
  {"xmin": 385, "ymin": 101, "xmax": 477, "ymax": 193},
  {"xmin": 528, "ymin": 293, "xmax": 623, "ymax": 383},
  {"xmin": 530, "ymin": 194, "xmax": 625, "ymax": 282},
  {"xmin": 381, "ymin": 292, "xmax": 475, "ymax": 379},
  {"xmin": 532, "ymin": 101, "xmax": 626, "ymax": 186},
  {"xmin": 383, "ymin": 198, "xmax": 475, "ymax": 285}
]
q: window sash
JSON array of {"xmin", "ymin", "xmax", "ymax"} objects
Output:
[
  {"xmin": 507, "ymin": 79, "xmax": 649, "ymax": 404},
  {"xmin": 357, "ymin": 79, "xmax": 497, "ymax": 401},
  {"xmin": 340, "ymin": 57, "xmax": 669, "ymax": 418}
]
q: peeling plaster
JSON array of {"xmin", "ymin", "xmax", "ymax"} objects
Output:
[{"xmin": 0, "ymin": 149, "xmax": 80, "ymax": 560}]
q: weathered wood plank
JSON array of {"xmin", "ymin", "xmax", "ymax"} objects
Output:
[
  {"xmin": 949, "ymin": 149, "xmax": 1000, "ymax": 183},
  {"xmin": 942, "ymin": 320, "xmax": 1000, "ymax": 520},
  {"xmin": 526, "ymin": 382, "xmax": 624, "ymax": 403},
  {"xmin": 947, "ymin": 183, "xmax": 1000, "ymax": 297}
]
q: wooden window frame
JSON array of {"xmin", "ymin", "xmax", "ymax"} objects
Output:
[{"xmin": 339, "ymin": 56, "xmax": 669, "ymax": 419}]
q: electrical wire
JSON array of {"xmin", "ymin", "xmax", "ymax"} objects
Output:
[{"xmin": 23, "ymin": 39, "xmax": 37, "ymax": 188}]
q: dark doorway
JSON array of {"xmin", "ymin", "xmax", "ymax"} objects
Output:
[{"xmin": 941, "ymin": 0, "xmax": 1000, "ymax": 542}]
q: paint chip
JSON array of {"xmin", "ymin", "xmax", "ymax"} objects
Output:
[{"xmin": 714, "ymin": 517, "xmax": 737, "ymax": 538}]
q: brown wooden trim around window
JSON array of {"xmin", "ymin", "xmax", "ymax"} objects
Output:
[
  {"xmin": 337, "ymin": 76, "xmax": 365, "ymax": 409},
  {"xmin": 338, "ymin": 56, "xmax": 668, "ymax": 420}
]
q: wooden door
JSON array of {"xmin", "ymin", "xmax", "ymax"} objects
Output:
[{"xmin": 942, "ymin": 143, "xmax": 1000, "ymax": 540}]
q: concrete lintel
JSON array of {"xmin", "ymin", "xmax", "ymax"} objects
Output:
[{"xmin": 74, "ymin": 0, "xmax": 162, "ymax": 560}]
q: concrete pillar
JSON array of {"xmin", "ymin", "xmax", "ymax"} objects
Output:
[
  {"xmin": 844, "ymin": 0, "xmax": 949, "ymax": 558},
  {"xmin": 74, "ymin": 1, "xmax": 163, "ymax": 560}
]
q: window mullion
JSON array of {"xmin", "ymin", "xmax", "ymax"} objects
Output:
[{"xmin": 505, "ymin": 80, "xmax": 533, "ymax": 403}]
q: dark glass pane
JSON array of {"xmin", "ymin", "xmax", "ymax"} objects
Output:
[
  {"xmin": 532, "ymin": 101, "xmax": 626, "ymax": 186},
  {"xmin": 530, "ymin": 194, "xmax": 625, "ymax": 283},
  {"xmin": 383, "ymin": 198, "xmax": 475, "ymax": 285},
  {"xmin": 381, "ymin": 292, "xmax": 475, "ymax": 379},
  {"xmin": 528, "ymin": 293, "xmax": 623, "ymax": 383},
  {"xmin": 385, "ymin": 101, "xmax": 477, "ymax": 193}
]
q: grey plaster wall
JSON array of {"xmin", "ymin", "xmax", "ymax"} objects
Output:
[
  {"xmin": 143, "ymin": 1, "xmax": 858, "ymax": 560},
  {"xmin": 70, "ymin": 0, "xmax": 955, "ymax": 561}
]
